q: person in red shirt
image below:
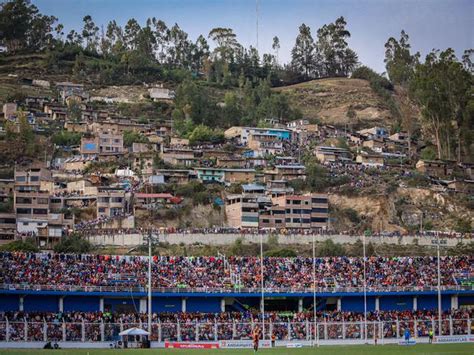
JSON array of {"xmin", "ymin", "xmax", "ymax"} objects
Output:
[{"xmin": 252, "ymin": 325, "xmax": 261, "ymax": 352}]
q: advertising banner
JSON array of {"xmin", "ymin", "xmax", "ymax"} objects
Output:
[
  {"xmin": 433, "ymin": 335, "xmax": 474, "ymax": 344},
  {"xmin": 219, "ymin": 340, "xmax": 272, "ymax": 348},
  {"xmin": 164, "ymin": 342, "xmax": 220, "ymax": 349}
]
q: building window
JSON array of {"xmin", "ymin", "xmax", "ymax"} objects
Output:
[
  {"xmin": 30, "ymin": 176, "xmax": 39, "ymax": 182},
  {"xmin": 311, "ymin": 217, "xmax": 327, "ymax": 223},
  {"xmin": 33, "ymin": 208, "xmax": 48, "ymax": 215},
  {"xmin": 15, "ymin": 176, "xmax": 26, "ymax": 182},
  {"xmin": 242, "ymin": 216, "xmax": 259, "ymax": 223},
  {"xmin": 312, "ymin": 198, "xmax": 328, "ymax": 204},
  {"xmin": 312, "ymin": 208, "xmax": 328, "ymax": 213}
]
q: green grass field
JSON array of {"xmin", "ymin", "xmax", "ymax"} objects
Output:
[{"xmin": 0, "ymin": 344, "xmax": 472, "ymax": 355}]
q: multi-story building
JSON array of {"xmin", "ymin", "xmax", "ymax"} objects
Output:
[
  {"xmin": 98, "ymin": 132, "xmax": 124, "ymax": 155},
  {"xmin": 227, "ymin": 192, "xmax": 329, "ymax": 230},
  {"xmin": 265, "ymin": 165, "xmax": 306, "ymax": 182},
  {"xmin": 225, "ymin": 194, "xmax": 271, "ymax": 228},
  {"xmin": 224, "ymin": 126, "xmax": 292, "ymax": 145},
  {"xmin": 97, "ymin": 187, "xmax": 127, "ymax": 218},
  {"xmin": 0, "ymin": 178, "xmax": 14, "ymax": 204},
  {"xmin": 195, "ymin": 168, "xmax": 256, "ymax": 185},
  {"xmin": 161, "ymin": 148, "xmax": 196, "ymax": 167},
  {"xmin": 0, "ymin": 213, "xmax": 16, "ymax": 244},
  {"xmin": 247, "ymin": 132, "xmax": 284, "ymax": 157},
  {"xmin": 13, "ymin": 163, "xmax": 73, "ymax": 245},
  {"xmin": 269, "ymin": 194, "xmax": 329, "ymax": 230},
  {"xmin": 14, "ymin": 164, "xmax": 51, "ymax": 219},
  {"xmin": 80, "ymin": 133, "xmax": 124, "ymax": 157}
]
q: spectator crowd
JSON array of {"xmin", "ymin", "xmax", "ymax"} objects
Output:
[
  {"xmin": 0, "ymin": 252, "xmax": 472, "ymax": 292},
  {"xmin": 0, "ymin": 309, "xmax": 472, "ymax": 342}
]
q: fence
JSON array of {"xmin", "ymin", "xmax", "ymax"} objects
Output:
[
  {"xmin": 0, "ymin": 318, "xmax": 471, "ymax": 342},
  {"xmin": 1, "ymin": 283, "xmax": 472, "ymax": 294}
]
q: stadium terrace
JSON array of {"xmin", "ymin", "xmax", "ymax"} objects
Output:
[{"xmin": 0, "ymin": 253, "xmax": 472, "ymax": 316}]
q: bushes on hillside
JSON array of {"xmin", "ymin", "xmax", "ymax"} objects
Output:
[
  {"xmin": 53, "ymin": 235, "xmax": 92, "ymax": 253},
  {"xmin": 0, "ymin": 239, "xmax": 39, "ymax": 252}
]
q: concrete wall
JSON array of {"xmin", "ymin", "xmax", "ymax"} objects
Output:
[{"xmin": 85, "ymin": 232, "xmax": 463, "ymax": 247}]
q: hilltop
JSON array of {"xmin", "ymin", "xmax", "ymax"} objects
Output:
[{"xmin": 275, "ymin": 78, "xmax": 395, "ymax": 128}]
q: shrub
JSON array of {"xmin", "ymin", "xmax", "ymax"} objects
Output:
[
  {"xmin": 265, "ymin": 248, "xmax": 297, "ymax": 257},
  {"xmin": 229, "ymin": 238, "xmax": 245, "ymax": 255},
  {"xmin": 0, "ymin": 239, "xmax": 38, "ymax": 252},
  {"xmin": 54, "ymin": 235, "xmax": 92, "ymax": 253},
  {"xmin": 317, "ymin": 239, "xmax": 345, "ymax": 256}
]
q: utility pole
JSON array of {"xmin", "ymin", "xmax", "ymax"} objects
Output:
[
  {"xmin": 260, "ymin": 233, "xmax": 265, "ymax": 340},
  {"xmin": 363, "ymin": 232, "xmax": 367, "ymax": 343},
  {"xmin": 312, "ymin": 233, "xmax": 318, "ymax": 347},
  {"xmin": 436, "ymin": 232, "xmax": 442, "ymax": 336},
  {"xmin": 145, "ymin": 230, "xmax": 157, "ymax": 335}
]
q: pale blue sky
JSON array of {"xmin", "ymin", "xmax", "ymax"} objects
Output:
[{"xmin": 33, "ymin": 0, "xmax": 473, "ymax": 73}]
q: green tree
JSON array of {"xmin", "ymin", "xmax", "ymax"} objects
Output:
[
  {"xmin": 318, "ymin": 239, "xmax": 344, "ymax": 257},
  {"xmin": 291, "ymin": 23, "xmax": 316, "ymax": 79},
  {"xmin": 455, "ymin": 218, "xmax": 471, "ymax": 234},
  {"xmin": 54, "ymin": 235, "xmax": 92, "ymax": 253},
  {"xmin": 52, "ymin": 131, "xmax": 81, "ymax": 146},
  {"xmin": 384, "ymin": 30, "xmax": 420, "ymax": 86},
  {"xmin": 208, "ymin": 27, "xmax": 240, "ymax": 62},
  {"xmin": 17, "ymin": 110, "xmax": 35, "ymax": 155},
  {"xmin": 0, "ymin": 0, "xmax": 58, "ymax": 53},
  {"xmin": 409, "ymin": 49, "xmax": 472, "ymax": 160},
  {"xmin": 316, "ymin": 16, "xmax": 358, "ymax": 77},
  {"xmin": 123, "ymin": 130, "xmax": 149, "ymax": 147},
  {"xmin": 0, "ymin": 239, "xmax": 38, "ymax": 252},
  {"xmin": 82, "ymin": 15, "xmax": 99, "ymax": 52},
  {"xmin": 272, "ymin": 36, "xmax": 280, "ymax": 65},
  {"xmin": 186, "ymin": 124, "xmax": 224, "ymax": 145}
]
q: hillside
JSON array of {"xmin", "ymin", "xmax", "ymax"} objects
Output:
[
  {"xmin": 275, "ymin": 78, "xmax": 395, "ymax": 127},
  {"xmin": 0, "ymin": 54, "xmax": 400, "ymax": 130}
]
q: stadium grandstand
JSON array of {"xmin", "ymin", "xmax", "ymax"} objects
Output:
[{"xmin": 0, "ymin": 251, "xmax": 473, "ymax": 347}]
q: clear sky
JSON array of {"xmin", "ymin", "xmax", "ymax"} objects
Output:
[{"xmin": 33, "ymin": 0, "xmax": 473, "ymax": 73}]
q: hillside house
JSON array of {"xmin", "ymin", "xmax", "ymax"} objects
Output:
[
  {"xmin": 356, "ymin": 153, "xmax": 384, "ymax": 167},
  {"xmin": 315, "ymin": 146, "xmax": 352, "ymax": 163},
  {"xmin": 416, "ymin": 160, "xmax": 454, "ymax": 177}
]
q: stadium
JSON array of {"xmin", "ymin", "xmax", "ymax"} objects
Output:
[
  {"xmin": 0, "ymin": 0, "xmax": 473, "ymax": 354},
  {"xmin": 0, "ymin": 241, "xmax": 473, "ymax": 353}
]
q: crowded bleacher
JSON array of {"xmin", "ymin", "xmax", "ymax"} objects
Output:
[
  {"xmin": 0, "ymin": 309, "xmax": 472, "ymax": 342},
  {"xmin": 1, "ymin": 252, "xmax": 472, "ymax": 292}
]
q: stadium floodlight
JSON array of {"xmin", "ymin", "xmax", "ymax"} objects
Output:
[
  {"xmin": 363, "ymin": 232, "xmax": 368, "ymax": 344},
  {"xmin": 260, "ymin": 233, "xmax": 265, "ymax": 340}
]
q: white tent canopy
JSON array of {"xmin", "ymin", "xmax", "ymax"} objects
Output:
[{"xmin": 119, "ymin": 327, "xmax": 150, "ymax": 336}]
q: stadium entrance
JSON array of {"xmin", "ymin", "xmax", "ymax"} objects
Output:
[{"xmin": 264, "ymin": 298, "xmax": 298, "ymax": 312}]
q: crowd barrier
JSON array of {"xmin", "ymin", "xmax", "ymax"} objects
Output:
[
  {"xmin": 0, "ymin": 318, "xmax": 471, "ymax": 343},
  {"xmin": 1, "ymin": 283, "xmax": 472, "ymax": 294}
]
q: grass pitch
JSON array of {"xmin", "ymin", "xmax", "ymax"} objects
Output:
[{"xmin": 0, "ymin": 344, "xmax": 472, "ymax": 355}]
